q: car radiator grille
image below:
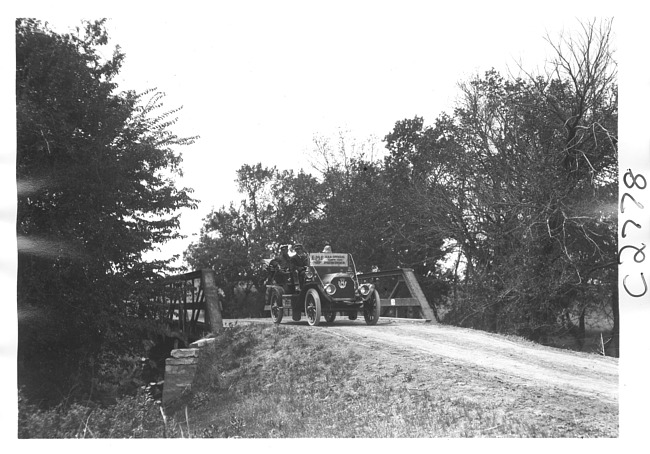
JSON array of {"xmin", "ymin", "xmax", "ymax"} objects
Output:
[{"xmin": 332, "ymin": 277, "xmax": 355, "ymax": 299}]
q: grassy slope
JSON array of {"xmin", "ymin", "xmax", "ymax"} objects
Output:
[{"xmin": 167, "ymin": 322, "xmax": 617, "ymax": 438}]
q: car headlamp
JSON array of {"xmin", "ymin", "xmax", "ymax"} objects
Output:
[
  {"xmin": 359, "ymin": 284, "xmax": 371, "ymax": 296},
  {"xmin": 305, "ymin": 267, "xmax": 314, "ymax": 279},
  {"xmin": 325, "ymin": 284, "xmax": 336, "ymax": 295}
]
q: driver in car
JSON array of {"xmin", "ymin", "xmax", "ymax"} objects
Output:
[
  {"xmin": 291, "ymin": 243, "xmax": 310, "ymax": 291},
  {"xmin": 267, "ymin": 244, "xmax": 292, "ymax": 287}
]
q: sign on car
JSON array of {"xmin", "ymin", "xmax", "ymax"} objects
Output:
[{"xmin": 309, "ymin": 253, "xmax": 348, "ymax": 267}]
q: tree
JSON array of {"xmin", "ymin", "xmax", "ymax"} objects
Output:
[
  {"xmin": 383, "ymin": 19, "xmax": 617, "ymax": 353},
  {"xmin": 16, "ymin": 19, "xmax": 197, "ymax": 405},
  {"xmin": 184, "ymin": 164, "xmax": 323, "ymax": 316},
  {"xmin": 306, "ymin": 130, "xmax": 443, "ymax": 273}
]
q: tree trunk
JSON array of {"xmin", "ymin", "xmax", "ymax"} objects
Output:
[{"xmin": 605, "ymin": 280, "xmax": 619, "ymax": 357}]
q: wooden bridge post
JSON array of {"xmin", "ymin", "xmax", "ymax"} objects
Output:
[
  {"xmin": 401, "ymin": 269, "xmax": 438, "ymax": 322},
  {"xmin": 201, "ymin": 269, "xmax": 223, "ymax": 333},
  {"xmin": 356, "ymin": 268, "xmax": 438, "ymax": 322}
]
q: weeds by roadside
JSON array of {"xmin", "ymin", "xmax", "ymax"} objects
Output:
[{"xmin": 19, "ymin": 386, "xmax": 163, "ymax": 438}]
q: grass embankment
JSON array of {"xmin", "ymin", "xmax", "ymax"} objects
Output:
[
  {"xmin": 19, "ymin": 322, "xmax": 617, "ymax": 438},
  {"xmin": 175, "ymin": 323, "xmax": 617, "ymax": 438}
]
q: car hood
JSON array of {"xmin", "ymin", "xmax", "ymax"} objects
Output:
[{"xmin": 318, "ymin": 272, "xmax": 355, "ymax": 285}]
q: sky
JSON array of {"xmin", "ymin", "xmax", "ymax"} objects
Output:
[{"xmin": 58, "ymin": 4, "xmax": 590, "ymax": 265}]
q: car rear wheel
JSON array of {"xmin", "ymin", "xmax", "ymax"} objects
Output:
[
  {"xmin": 363, "ymin": 290, "xmax": 381, "ymax": 325},
  {"xmin": 270, "ymin": 288, "xmax": 283, "ymax": 324},
  {"xmin": 305, "ymin": 289, "xmax": 321, "ymax": 326},
  {"xmin": 324, "ymin": 311, "xmax": 336, "ymax": 323}
]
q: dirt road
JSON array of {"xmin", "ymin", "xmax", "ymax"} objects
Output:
[
  {"xmin": 232, "ymin": 317, "xmax": 618, "ymax": 436},
  {"xmin": 241, "ymin": 317, "xmax": 618, "ymax": 404},
  {"xmin": 333, "ymin": 319, "xmax": 617, "ymax": 402}
]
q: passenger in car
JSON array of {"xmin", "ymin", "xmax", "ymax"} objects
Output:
[{"xmin": 291, "ymin": 243, "xmax": 310, "ymax": 291}]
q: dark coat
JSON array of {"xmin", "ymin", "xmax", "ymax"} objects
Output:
[{"xmin": 291, "ymin": 251, "xmax": 310, "ymax": 270}]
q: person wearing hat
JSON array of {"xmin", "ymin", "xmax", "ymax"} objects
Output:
[
  {"xmin": 322, "ymin": 242, "xmax": 332, "ymax": 253},
  {"xmin": 267, "ymin": 244, "xmax": 292, "ymax": 287},
  {"xmin": 290, "ymin": 243, "xmax": 310, "ymax": 291}
]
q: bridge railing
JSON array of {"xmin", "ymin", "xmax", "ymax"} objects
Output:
[
  {"xmin": 356, "ymin": 268, "xmax": 438, "ymax": 322},
  {"xmin": 151, "ymin": 269, "xmax": 223, "ymax": 341}
]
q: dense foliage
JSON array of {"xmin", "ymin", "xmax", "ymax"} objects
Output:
[
  {"xmin": 17, "ymin": 19, "xmax": 197, "ymax": 406},
  {"xmin": 186, "ymin": 20, "xmax": 617, "ymax": 355}
]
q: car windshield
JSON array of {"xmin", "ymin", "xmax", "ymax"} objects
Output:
[{"xmin": 309, "ymin": 253, "xmax": 355, "ymax": 276}]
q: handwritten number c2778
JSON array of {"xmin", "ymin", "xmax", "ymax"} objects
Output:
[
  {"xmin": 620, "ymin": 170, "xmax": 647, "ymax": 298},
  {"xmin": 623, "ymin": 273, "xmax": 648, "ymax": 298}
]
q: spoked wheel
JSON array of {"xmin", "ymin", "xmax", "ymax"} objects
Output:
[
  {"xmin": 324, "ymin": 311, "xmax": 337, "ymax": 323},
  {"xmin": 363, "ymin": 290, "xmax": 381, "ymax": 325},
  {"xmin": 270, "ymin": 288, "xmax": 283, "ymax": 324},
  {"xmin": 305, "ymin": 289, "xmax": 321, "ymax": 326}
]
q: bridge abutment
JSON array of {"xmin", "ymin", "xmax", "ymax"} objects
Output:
[{"xmin": 161, "ymin": 336, "xmax": 217, "ymax": 409}]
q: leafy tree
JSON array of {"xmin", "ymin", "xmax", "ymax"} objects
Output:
[
  {"xmin": 268, "ymin": 167, "xmax": 325, "ymax": 244},
  {"xmin": 184, "ymin": 128, "xmax": 451, "ymax": 319},
  {"xmin": 184, "ymin": 164, "xmax": 323, "ymax": 316},
  {"xmin": 16, "ymin": 19, "xmax": 197, "ymax": 405},
  {"xmin": 185, "ymin": 201, "xmax": 268, "ymax": 317},
  {"xmin": 305, "ymin": 130, "xmax": 444, "ymax": 274},
  {"xmin": 383, "ymin": 19, "xmax": 617, "ymax": 353}
]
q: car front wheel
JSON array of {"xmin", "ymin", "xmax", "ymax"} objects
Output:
[
  {"xmin": 305, "ymin": 289, "xmax": 321, "ymax": 326},
  {"xmin": 363, "ymin": 290, "xmax": 381, "ymax": 325}
]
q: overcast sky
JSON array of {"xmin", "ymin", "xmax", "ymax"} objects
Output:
[{"xmin": 89, "ymin": 5, "xmax": 589, "ymax": 264}]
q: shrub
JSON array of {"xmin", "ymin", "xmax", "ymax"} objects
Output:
[{"xmin": 19, "ymin": 386, "xmax": 173, "ymax": 438}]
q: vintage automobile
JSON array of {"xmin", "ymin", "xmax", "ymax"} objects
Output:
[{"xmin": 264, "ymin": 252, "xmax": 381, "ymax": 326}]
